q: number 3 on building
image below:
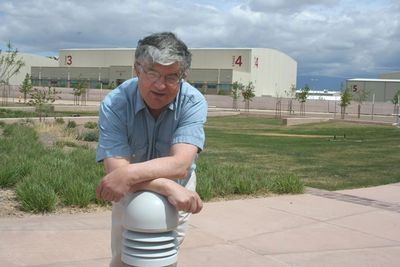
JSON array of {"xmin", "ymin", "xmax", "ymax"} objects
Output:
[
  {"xmin": 65, "ymin": 55, "xmax": 72, "ymax": 65},
  {"xmin": 233, "ymin": 55, "xmax": 243, "ymax": 67}
]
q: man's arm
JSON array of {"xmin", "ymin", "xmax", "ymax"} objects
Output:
[{"xmin": 96, "ymin": 143, "xmax": 202, "ymax": 213}]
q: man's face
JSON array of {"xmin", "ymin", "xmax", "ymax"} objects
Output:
[{"xmin": 136, "ymin": 62, "xmax": 181, "ymax": 116}]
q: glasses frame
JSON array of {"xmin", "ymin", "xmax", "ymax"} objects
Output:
[{"xmin": 136, "ymin": 63, "xmax": 182, "ymax": 86}]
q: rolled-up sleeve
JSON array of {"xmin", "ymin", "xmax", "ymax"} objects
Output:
[
  {"xmin": 172, "ymin": 93, "xmax": 208, "ymax": 152},
  {"xmin": 96, "ymin": 94, "xmax": 131, "ymax": 162}
]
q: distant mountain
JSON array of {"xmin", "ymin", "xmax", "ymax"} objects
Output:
[{"xmin": 297, "ymin": 75, "xmax": 347, "ymax": 91}]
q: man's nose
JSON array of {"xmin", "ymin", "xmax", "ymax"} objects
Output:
[{"xmin": 154, "ymin": 76, "xmax": 168, "ymax": 89}]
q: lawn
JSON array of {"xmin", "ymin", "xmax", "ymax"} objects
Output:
[
  {"xmin": 0, "ymin": 114, "xmax": 399, "ymax": 213},
  {"xmin": 197, "ymin": 115, "xmax": 400, "ymax": 195}
]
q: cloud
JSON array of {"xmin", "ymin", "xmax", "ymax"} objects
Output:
[
  {"xmin": 247, "ymin": 0, "xmax": 339, "ymax": 13},
  {"xmin": 0, "ymin": 0, "xmax": 399, "ymax": 83}
]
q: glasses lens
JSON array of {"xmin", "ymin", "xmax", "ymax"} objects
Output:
[
  {"xmin": 165, "ymin": 75, "xmax": 180, "ymax": 85},
  {"xmin": 146, "ymin": 70, "xmax": 161, "ymax": 82},
  {"xmin": 140, "ymin": 64, "xmax": 181, "ymax": 85}
]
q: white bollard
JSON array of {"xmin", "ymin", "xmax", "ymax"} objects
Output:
[{"xmin": 122, "ymin": 191, "xmax": 179, "ymax": 267}]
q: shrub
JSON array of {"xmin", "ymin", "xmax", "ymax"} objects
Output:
[
  {"xmin": 270, "ymin": 173, "xmax": 304, "ymax": 194},
  {"xmin": 54, "ymin": 117, "xmax": 65, "ymax": 124},
  {"xmin": 66, "ymin": 120, "xmax": 77, "ymax": 128},
  {"xmin": 16, "ymin": 181, "xmax": 58, "ymax": 213},
  {"xmin": 55, "ymin": 140, "xmax": 78, "ymax": 148},
  {"xmin": 83, "ymin": 130, "xmax": 99, "ymax": 142},
  {"xmin": 62, "ymin": 181, "xmax": 94, "ymax": 207},
  {"xmin": 84, "ymin": 121, "xmax": 97, "ymax": 129},
  {"xmin": 196, "ymin": 161, "xmax": 270, "ymax": 200},
  {"xmin": 0, "ymin": 163, "xmax": 32, "ymax": 188}
]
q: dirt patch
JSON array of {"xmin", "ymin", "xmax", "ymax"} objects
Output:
[{"xmin": 0, "ymin": 189, "xmax": 27, "ymax": 217}]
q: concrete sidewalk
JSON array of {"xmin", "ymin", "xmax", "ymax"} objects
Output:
[{"xmin": 1, "ymin": 183, "xmax": 400, "ymax": 267}]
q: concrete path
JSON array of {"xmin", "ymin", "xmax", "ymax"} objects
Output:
[{"xmin": 1, "ymin": 183, "xmax": 400, "ymax": 267}]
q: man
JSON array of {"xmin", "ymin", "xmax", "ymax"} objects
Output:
[{"xmin": 96, "ymin": 32, "xmax": 207, "ymax": 267}]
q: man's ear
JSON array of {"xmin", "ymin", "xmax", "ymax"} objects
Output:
[{"xmin": 133, "ymin": 64, "xmax": 139, "ymax": 76}]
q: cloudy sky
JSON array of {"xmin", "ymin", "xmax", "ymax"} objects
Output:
[{"xmin": 0, "ymin": 0, "xmax": 399, "ymax": 89}]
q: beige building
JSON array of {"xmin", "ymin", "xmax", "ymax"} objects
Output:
[
  {"xmin": 7, "ymin": 53, "xmax": 58, "ymax": 85},
  {"xmin": 346, "ymin": 78, "xmax": 400, "ymax": 102},
  {"xmin": 31, "ymin": 48, "xmax": 297, "ymax": 97}
]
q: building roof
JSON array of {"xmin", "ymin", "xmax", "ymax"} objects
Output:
[{"xmin": 347, "ymin": 78, "xmax": 400, "ymax": 82}]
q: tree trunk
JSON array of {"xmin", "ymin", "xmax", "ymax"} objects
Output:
[
  {"xmin": 232, "ymin": 99, "xmax": 238, "ymax": 110},
  {"xmin": 245, "ymin": 100, "xmax": 250, "ymax": 112},
  {"xmin": 341, "ymin": 106, "xmax": 346, "ymax": 119},
  {"xmin": 300, "ymin": 102, "xmax": 305, "ymax": 116},
  {"xmin": 275, "ymin": 100, "xmax": 282, "ymax": 118}
]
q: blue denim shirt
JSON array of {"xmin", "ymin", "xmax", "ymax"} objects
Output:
[{"xmin": 96, "ymin": 78, "xmax": 207, "ymax": 184}]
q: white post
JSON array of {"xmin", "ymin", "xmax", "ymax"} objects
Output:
[
  {"xmin": 397, "ymin": 95, "xmax": 399, "ymax": 125},
  {"xmin": 99, "ymin": 70, "xmax": 102, "ymax": 102},
  {"xmin": 371, "ymin": 93, "xmax": 375, "ymax": 120}
]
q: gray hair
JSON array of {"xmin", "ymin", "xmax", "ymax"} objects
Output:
[{"xmin": 135, "ymin": 32, "xmax": 192, "ymax": 77}]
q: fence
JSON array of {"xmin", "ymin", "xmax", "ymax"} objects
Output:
[{"xmin": 1, "ymin": 85, "xmax": 397, "ymax": 117}]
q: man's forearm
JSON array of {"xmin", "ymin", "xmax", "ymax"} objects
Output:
[
  {"xmin": 125, "ymin": 157, "xmax": 188, "ymax": 186},
  {"xmin": 130, "ymin": 178, "xmax": 175, "ymax": 196},
  {"xmin": 130, "ymin": 177, "xmax": 203, "ymax": 214},
  {"xmin": 97, "ymin": 143, "xmax": 198, "ymax": 202}
]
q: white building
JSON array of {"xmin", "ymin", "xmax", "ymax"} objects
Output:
[
  {"xmin": 7, "ymin": 53, "xmax": 58, "ymax": 86},
  {"xmin": 31, "ymin": 48, "xmax": 297, "ymax": 97}
]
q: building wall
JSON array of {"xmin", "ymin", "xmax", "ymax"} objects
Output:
[
  {"xmin": 250, "ymin": 48, "xmax": 297, "ymax": 96},
  {"xmin": 31, "ymin": 48, "xmax": 297, "ymax": 96},
  {"xmin": 346, "ymin": 79, "xmax": 400, "ymax": 102},
  {"xmin": 59, "ymin": 49, "xmax": 135, "ymax": 68},
  {"xmin": 190, "ymin": 48, "xmax": 297, "ymax": 96},
  {"xmin": 7, "ymin": 53, "xmax": 58, "ymax": 85}
]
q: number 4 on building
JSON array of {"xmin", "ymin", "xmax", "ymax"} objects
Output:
[
  {"xmin": 234, "ymin": 56, "xmax": 242, "ymax": 67},
  {"xmin": 254, "ymin": 57, "xmax": 259, "ymax": 68}
]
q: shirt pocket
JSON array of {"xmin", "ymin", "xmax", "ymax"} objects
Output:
[
  {"xmin": 155, "ymin": 141, "xmax": 171, "ymax": 158},
  {"xmin": 131, "ymin": 142, "xmax": 148, "ymax": 163}
]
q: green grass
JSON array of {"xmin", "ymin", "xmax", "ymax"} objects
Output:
[
  {"xmin": 0, "ymin": 123, "xmax": 106, "ymax": 213},
  {"xmin": 1, "ymin": 114, "xmax": 399, "ymax": 213},
  {"xmin": 198, "ymin": 115, "xmax": 400, "ymax": 192},
  {"xmin": 0, "ymin": 108, "xmax": 98, "ymax": 118}
]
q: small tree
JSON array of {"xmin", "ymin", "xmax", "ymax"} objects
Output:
[
  {"xmin": 0, "ymin": 41, "xmax": 25, "ymax": 84},
  {"xmin": 28, "ymin": 86, "xmax": 60, "ymax": 122},
  {"xmin": 0, "ymin": 41, "xmax": 25, "ymax": 106},
  {"xmin": 296, "ymin": 84, "xmax": 310, "ymax": 116},
  {"xmin": 72, "ymin": 80, "xmax": 88, "ymax": 105},
  {"xmin": 340, "ymin": 88, "xmax": 352, "ymax": 119},
  {"xmin": 352, "ymin": 87, "xmax": 369, "ymax": 119},
  {"xmin": 391, "ymin": 89, "xmax": 400, "ymax": 115},
  {"xmin": 231, "ymin": 81, "xmax": 243, "ymax": 110},
  {"xmin": 275, "ymin": 91, "xmax": 283, "ymax": 119},
  {"xmin": 284, "ymin": 84, "xmax": 296, "ymax": 115},
  {"xmin": 241, "ymin": 81, "xmax": 255, "ymax": 112},
  {"xmin": 199, "ymin": 83, "xmax": 208, "ymax": 95},
  {"xmin": 19, "ymin": 73, "xmax": 33, "ymax": 103}
]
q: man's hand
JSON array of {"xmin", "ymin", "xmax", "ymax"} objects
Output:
[
  {"xmin": 96, "ymin": 166, "xmax": 131, "ymax": 202},
  {"xmin": 166, "ymin": 182, "xmax": 203, "ymax": 214}
]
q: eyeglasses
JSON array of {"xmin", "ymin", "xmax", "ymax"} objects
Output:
[{"xmin": 137, "ymin": 64, "xmax": 182, "ymax": 86}]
